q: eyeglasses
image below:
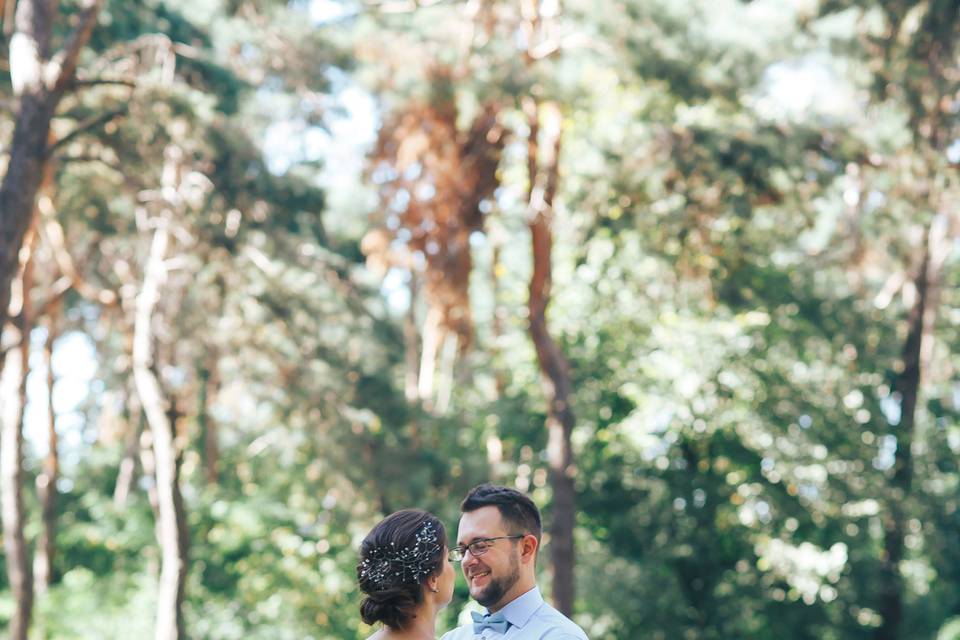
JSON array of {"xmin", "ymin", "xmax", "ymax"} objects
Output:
[{"xmin": 447, "ymin": 535, "xmax": 524, "ymax": 562}]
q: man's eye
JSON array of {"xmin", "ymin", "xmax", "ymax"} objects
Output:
[{"xmin": 472, "ymin": 540, "xmax": 490, "ymax": 551}]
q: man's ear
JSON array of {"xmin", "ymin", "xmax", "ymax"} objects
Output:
[{"xmin": 520, "ymin": 534, "xmax": 538, "ymax": 563}]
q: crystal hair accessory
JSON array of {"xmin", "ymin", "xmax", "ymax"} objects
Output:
[{"xmin": 358, "ymin": 521, "xmax": 442, "ymax": 589}]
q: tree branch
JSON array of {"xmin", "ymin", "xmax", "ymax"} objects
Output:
[
  {"xmin": 71, "ymin": 77, "xmax": 137, "ymax": 89},
  {"xmin": 48, "ymin": 106, "xmax": 126, "ymax": 156},
  {"xmin": 33, "ymin": 277, "xmax": 73, "ymax": 319},
  {"xmin": 361, "ymin": 0, "xmax": 456, "ymax": 14},
  {"xmin": 58, "ymin": 153, "xmax": 120, "ymax": 170},
  {"xmin": 37, "ymin": 193, "xmax": 119, "ymax": 306},
  {"xmin": 47, "ymin": 0, "xmax": 105, "ymax": 94}
]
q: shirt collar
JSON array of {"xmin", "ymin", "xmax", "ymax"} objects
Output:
[{"xmin": 487, "ymin": 586, "xmax": 544, "ymax": 629}]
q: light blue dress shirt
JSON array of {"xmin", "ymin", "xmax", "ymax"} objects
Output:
[{"xmin": 440, "ymin": 586, "xmax": 588, "ymax": 640}]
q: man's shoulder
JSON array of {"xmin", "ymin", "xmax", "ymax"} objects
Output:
[
  {"xmin": 531, "ymin": 602, "xmax": 589, "ymax": 639},
  {"xmin": 440, "ymin": 624, "xmax": 474, "ymax": 640}
]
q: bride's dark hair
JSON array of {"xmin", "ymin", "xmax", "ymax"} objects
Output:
[{"xmin": 357, "ymin": 509, "xmax": 446, "ymax": 630}]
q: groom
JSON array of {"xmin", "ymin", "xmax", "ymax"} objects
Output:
[{"xmin": 441, "ymin": 484, "xmax": 588, "ymax": 639}]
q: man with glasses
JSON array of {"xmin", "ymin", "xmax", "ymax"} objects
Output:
[{"xmin": 441, "ymin": 484, "xmax": 588, "ymax": 639}]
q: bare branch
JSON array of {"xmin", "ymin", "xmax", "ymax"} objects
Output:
[
  {"xmin": 49, "ymin": 106, "xmax": 127, "ymax": 156},
  {"xmin": 47, "ymin": 0, "xmax": 105, "ymax": 94},
  {"xmin": 58, "ymin": 153, "xmax": 121, "ymax": 170},
  {"xmin": 33, "ymin": 278, "xmax": 72, "ymax": 320},
  {"xmin": 37, "ymin": 195, "xmax": 119, "ymax": 306},
  {"xmin": 361, "ymin": 0, "xmax": 457, "ymax": 14},
  {"xmin": 71, "ymin": 77, "xmax": 137, "ymax": 89}
]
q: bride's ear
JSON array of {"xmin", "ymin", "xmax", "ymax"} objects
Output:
[{"xmin": 426, "ymin": 574, "xmax": 440, "ymax": 594}]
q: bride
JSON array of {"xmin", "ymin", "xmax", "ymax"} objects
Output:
[{"xmin": 357, "ymin": 509, "xmax": 455, "ymax": 639}]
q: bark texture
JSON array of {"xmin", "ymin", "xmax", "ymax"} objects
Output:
[
  {"xmin": 877, "ymin": 216, "xmax": 950, "ymax": 640},
  {"xmin": 1, "ymin": 239, "xmax": 36, "ymax": 640},
  {"xmin": 524, "ymin": 98, "xmax": 576, "ymax": 616},
  {"xmin": 132, "ymin": 220, "xmax": 188, "ymax": 640},
  {"xmin": 34, "ymin": 301, "xmax": 61, "ymax": 594},
  {"xmin": 0, "ymin": 0, "xmax": 103, "ymax": 335}
]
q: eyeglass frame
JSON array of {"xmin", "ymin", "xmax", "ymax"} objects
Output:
[{"xmin": 447, "ymin": 535, "xmax": 525, "ymax": 562}]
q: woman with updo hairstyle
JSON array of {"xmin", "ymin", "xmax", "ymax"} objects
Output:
[{"xmin": 357, "ymin": 509, "xmax": 455, "ymax": 639}]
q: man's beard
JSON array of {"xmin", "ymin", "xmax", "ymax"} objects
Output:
[{"xmin": 473, "ymin": 553, "xmax": 520, "ymax": 608}]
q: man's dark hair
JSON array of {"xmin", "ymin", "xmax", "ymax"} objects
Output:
[{"xmin": 461, "ymin": 484, "xmax": 542, "ymax": 543}]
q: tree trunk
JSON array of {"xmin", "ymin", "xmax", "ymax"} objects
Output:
[
  {"xmin": 0, "ymin": 318, "xmax": 33, "ymax": 640},
  {"xmin": 876, "ymin": 217, "xmax": 948, "ymax": 640},
  {"xmin": 200, "ymin": 274, "xmax": 227, "ymax": 485},
  {"xmin": 523, "ymin": 98, "xmax": 576, "ymax": 616},
  {"xmin": 0, "ymin": 90, "xmax": 54, "ymax": 337},
  {"xmin": 0, "ymin": 0, "xmax": 103, "ymax": 338},
  {"xmin": 435, "ymin": 330, "xmax": 458, "ymax": 414},
  {"xmin": 1, "ymin": 239, "xmax": 36, "ymax": 640},
  {"xmin": 132, "ymin": 221, "xmax": 188, "ymax": 640},
  {"xmin": 113, "ymin": 414, "xmax": 142, "ymax": 509},
  {"xmin": 139, "ymin": 426, "xmax": 162, "ymax": 525},
  {"xmin": 113, "ymin": 326, "xmax": 143, "ymax": 509},
  {"xmin": 417, "ymin": 306, "xmax": 444, "ymax": 405},
  {"xmin": 34, "ymin": 300, "xmax": 61, "ymax": 594},
  {"xmin": 490, "ymin": 231, "xmax": 507, "ymax": 396},
  {"xmin": 113, "ymin": 379, "xmax": 143, "ymax": 510},
  {"xmin": 1, "ymin": 6, "xmax": 103, "ymax": 612},
  {"xmin": 404, "ymin": 271, "xmax": 421, "ymax": 403},
  {"xmin": 198, "ymin": 356, "xmax": 220, "ymax": 485},
  {"xmin": 29, "ymin": 145, "xmax": 60, "ymax": 596}
]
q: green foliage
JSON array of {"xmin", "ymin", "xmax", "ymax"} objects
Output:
[{"xmin": 1, "ymin": 0, "xmax": 958, "ymax": 638}]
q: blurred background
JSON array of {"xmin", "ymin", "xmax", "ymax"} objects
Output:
[{"xmin": 0, "ymin": 0, "xmax": 959, "ymax": 638}]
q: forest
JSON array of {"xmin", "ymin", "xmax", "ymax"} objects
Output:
[{"xmin": 0, "ymin": 0, "xmax": 959, "ymax": 638}]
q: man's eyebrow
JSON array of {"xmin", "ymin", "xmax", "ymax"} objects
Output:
[{"xmin": 457, "ymin": 536, "xmax": 488, "ymax": 546}]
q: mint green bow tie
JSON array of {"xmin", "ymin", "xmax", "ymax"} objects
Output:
[{"xmin": 471, "ymin": 610, "xmax": 510, "ymax": 635}]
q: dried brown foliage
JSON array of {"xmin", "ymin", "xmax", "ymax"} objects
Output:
[{"xmin": 363, "ymin": 78, "xmax": 505, "ymax": 353}]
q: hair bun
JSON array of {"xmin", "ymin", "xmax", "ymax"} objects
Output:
[
  {"xmin": 360, "ymin": 587, "xmax": 418, "ymax": 629},
  {"xmin": 357, "ymin": 510, "xmax": 446, "ymax": 630}
]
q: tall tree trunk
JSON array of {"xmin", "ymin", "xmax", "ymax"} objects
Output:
[
  {"xmin": 113, "ymin": 389, "xmax": 143, "ymax": 510},
  {"xmin": 1, "ymin": 238, "xmax": 36, "ymax": 640},
  {"xmin": 842, "ymin": 161, "xmax": 867, "ymax": 293},
  {"xmin": 404, "ymin": 271, "xmax": 421, "ymax": 403},
  {"xmin": 31, "ymin": 144, "xmax": 60, "ymax": 596},
  {"xmin": 114, "ymin": 330, "xmax": 143, "ymax": 509},
  {"xmin": 876, "ymin": 217, "xmax": 949, "ymax": 640},
  {"xmin": 133, "ymin": 221, "xmax": 188, "ymax": 640},
  {"xmin": 523, "ymin": 97, "xmax": 576, "ymax": 616},
  {"xmin": 34, "ymin": 299, "xmax": 61, "ymax": 594},
  {"xmin": 417, "ymin": 306, "xmax": 444, "ymax": 405},
  {"xmin": 199, "ymin": 274, "xmax": 226, "ymax": 485},
  {"xmin": 198, "ymin": 355, "xmax": 220, "ymax": 485},
  {"xmin": 0, "ymin": 11, "xmax": 103, "ymax": 615},
  {"xmin": 139, "ymin": 425, "xmax": 161, "ymax": 524},
  {"xmin": 435, "ymin": 330, "xmax": 458, "ymax": 414},
  {"xmin": 0, "ymin": 0, "xmax": 103, "ymax": 337},
  {"xmin": 490, "ymin": 229, "xmax": 507, "ymax": 396}
]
